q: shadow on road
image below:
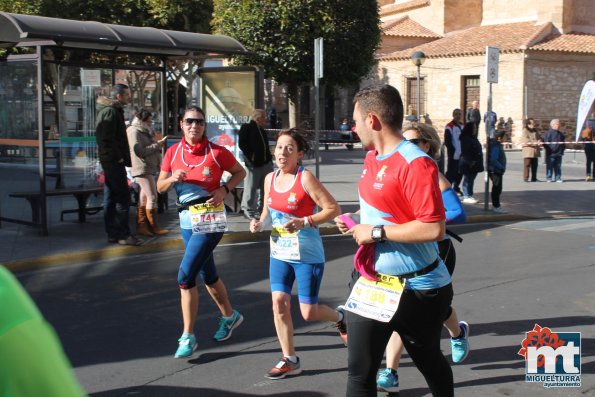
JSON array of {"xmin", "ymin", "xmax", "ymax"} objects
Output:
[{"xmin": 91, "ymin": 387, "xmax": 327, "ymax": 397}]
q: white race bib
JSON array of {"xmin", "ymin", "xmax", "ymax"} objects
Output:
[
  {"xmin": 270, "ymin": 225, "xmax": 300, "ymax": 261},
  {"xmin": 189, "ymin": 202, "xmax": 228, "ymax": 234},
  {"xmin": 344, "ymin": 274, "xmax": 404, "ymax": 322}
]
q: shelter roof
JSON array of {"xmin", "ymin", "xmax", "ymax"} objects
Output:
[
  {"xmin": 382, "ymin": 16, "xmax": 442, "ymax": 39},
  {"xmin": 0, "ymin": 12, "xmax": 248, "ymax": 57}
]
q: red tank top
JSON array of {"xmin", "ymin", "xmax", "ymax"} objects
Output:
[{"xmin": 267, "ymin": 166, "xmax": 316, "ymax": 217}]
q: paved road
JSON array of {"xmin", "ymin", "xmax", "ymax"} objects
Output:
[{"xmin": 17, "ymin": 216, "xmax": 595, "ymax": 397}]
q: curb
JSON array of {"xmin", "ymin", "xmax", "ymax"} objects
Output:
[{"xmin": 2, "ymin": 213, "xmax": 535, "ymax": 272}]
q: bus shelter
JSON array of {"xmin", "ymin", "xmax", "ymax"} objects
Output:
[{"xmin": 0, "ymin": 12, "xmax": 248, "ymax": 235}]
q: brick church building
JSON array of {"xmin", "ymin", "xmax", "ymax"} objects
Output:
[{"xmin": 364, "ymin": 0, "xmax": 595, "ymax": 143}]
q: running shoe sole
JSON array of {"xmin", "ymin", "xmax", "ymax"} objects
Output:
[{"xmin": 265, "ymin": 367, "xmax": 302, "ymax": 380}]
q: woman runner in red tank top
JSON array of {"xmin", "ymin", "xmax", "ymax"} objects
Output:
[{"xmin": 250, "ymin": 128, "xmax": 347, "ymax": 379}]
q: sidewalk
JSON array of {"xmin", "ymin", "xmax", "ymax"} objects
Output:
[{"xmin": 2, "ymin": 149, "xmax": 594, "ymax": 270}]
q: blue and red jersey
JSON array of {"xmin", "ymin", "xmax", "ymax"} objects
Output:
[
  {"xmin": 358, "ymin": 140, "xmax": 451, "ymax": 289},
  {"xmin": 162, "ymin": 138, "xmax": 236, "ymax": 229}
]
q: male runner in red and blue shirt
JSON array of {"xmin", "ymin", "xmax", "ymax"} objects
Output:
[{"xmin": 336, "ymin": 85, "xmax": 454, "ymax": 397}]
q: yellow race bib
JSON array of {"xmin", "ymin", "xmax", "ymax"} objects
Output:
[
  {"xmin": 189, "ymin": 202, "xmax": 228, "ymax": 234},
  {"xmin": 344, "ymin": 273, "xmax": 404, "ymax": 322}
]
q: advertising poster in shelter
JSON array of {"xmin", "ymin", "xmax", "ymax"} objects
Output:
[{"xmin": 198, "ymin": 67, "xmax": 262, "ymax": 166}]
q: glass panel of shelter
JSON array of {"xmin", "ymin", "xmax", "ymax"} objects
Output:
[
  {"xmin": 0, "ymin": 61, "xmax": 41, "ymax": 222},
  {"xmin": 0, "ymin": 62, "xmax": 163, "ymax": 224},
  {"xmin": 43, "ymin": 67, "xmax": 162, "ymax": 187}
]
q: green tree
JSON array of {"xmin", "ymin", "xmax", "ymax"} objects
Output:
[
  {"xmin": 33, "ymin": 0, "xmax": 212, "ymax": 33},
  {"xmin": 1, "ymin": 0, "xmax": 212, "ymax": 34},
  {"xmin": 145, "ymin": 0, "xmax": 212, "ymax": 33},
  {"xmin": 0, "ymin": 0, "xmax": 41, "ymax": 14},
  {"xmin": 35, "ymin": 0, "xmax": 145, "ymax": 25},
  {"xmin": 212, "ymin": 0, "xmax": 380, "ymax": 126}
]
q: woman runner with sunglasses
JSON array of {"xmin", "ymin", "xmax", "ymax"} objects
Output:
[{"xmin": 157, "ymin": 106, "xmax": 246, "ymax": 358}]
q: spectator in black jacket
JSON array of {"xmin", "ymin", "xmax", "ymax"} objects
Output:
[
  {"xmin": 459, "ymin": 122, "xmax": 484, "ymax": 204},
  {"xmin": 543, "ymin": 119, "xmax": 565, "ymax": 182},
  {"xmin": 238, "ymin": 109, "xmax": 273, "ymax": 219},
  {"xmin": 95, "ymin": 84, "xmax": 141, "ymax": 246}
]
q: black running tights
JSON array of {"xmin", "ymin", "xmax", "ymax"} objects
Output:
[{"xmin": 346, "ymin": 284, "xmax": 454, "ymax": 397}]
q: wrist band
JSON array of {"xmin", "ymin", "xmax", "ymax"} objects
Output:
[
  {"xmin": 222, "ymin": 184, "xmax": 230, "ymax": 194},
  {"xmin": 308, "ymin": 215, "xmax": 316, "ymax": 227},
  {"xmin": 303, "ymin": 216, "xmax": 309, "ymax": 228}
]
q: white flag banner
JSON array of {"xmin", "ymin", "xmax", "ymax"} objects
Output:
[{"xmin": 576, "ymin": 80, "xmax": 595, "ymax": 141}]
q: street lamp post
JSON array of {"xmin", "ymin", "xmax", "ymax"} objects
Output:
[{"xmin": 411, "ymin": 51, "xmax": 426, "ymax": 121}]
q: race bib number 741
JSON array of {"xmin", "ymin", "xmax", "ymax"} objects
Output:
[{"xmin": 189, "ymin": 202, "xmax": 228, "ymax": 234}]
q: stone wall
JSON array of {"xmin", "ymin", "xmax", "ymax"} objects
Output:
[
  {"xmin": 524, "ymin": 52, "xmax": 595, "ymax": 142},
  {"xmin": 382, "ymin": 0, "xmax": 486, "ymax": 35},
  {"xmin": 481, "ymin": 0, "xmax": 594, "ymax": 33},
  {"xmin": 564, "ymin": 0, "xmax": 595, "ymax": 34},
  {"xmin": 481, "ymin": 0, "xmax": 547, "ymax": 25},
  {"xmin": 383, "ymin": 1, "xmax": 446, "ymax": 35},
  {"xmin": 382, "ymin": 0, "xmax": 594, "ymax": 33},
  {"xmin": 444, "ymin": 0, "xmax": 482, "ymax": 33}
]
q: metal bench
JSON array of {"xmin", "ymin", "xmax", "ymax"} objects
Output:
[{"xmin": 1, "ymin": 186, "xmax": 103, "ymax": 226}]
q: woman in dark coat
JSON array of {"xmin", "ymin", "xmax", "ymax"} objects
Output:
[{"xmin": 458, "ymin": 122, "xmax": 484, "ymax": 204}]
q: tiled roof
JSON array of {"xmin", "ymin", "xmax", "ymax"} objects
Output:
[
  {"xmin": 382, "ymin": 16, "xmax": 442, "ymax": 38},
  {"xmin": 380, "ymin": 21, "xmax": 550, "ymax": 60},
  {"xmin": 380, "ymin": 0, "xmax": 430, "ymax": 16},
  {"xmin": 529, "ymin": 32, "xmax": 595, "ymax": 53}
]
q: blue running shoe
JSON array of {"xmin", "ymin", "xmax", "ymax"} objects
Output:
[
  {"xmin": 213, "ymin": 309, "xmax": 244, "ymax": 341},
  {"xmin": 451, "ymin": 321, "xmax": 470, "ymax": 363},
  {"xmin": 376, "ymin": 368, "xmax": 399, "ymax": 392},
  {"xmin": 174, "ymin": 333, "xmax": 197, "ymax": 358}
]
